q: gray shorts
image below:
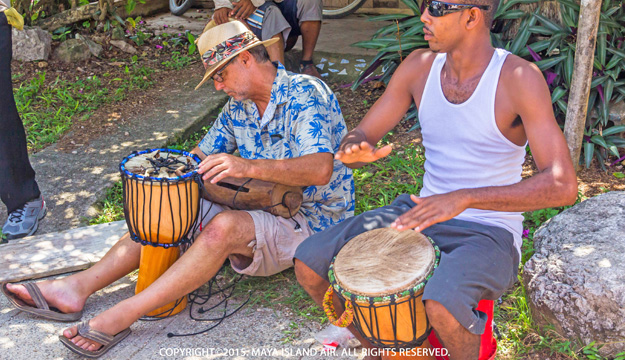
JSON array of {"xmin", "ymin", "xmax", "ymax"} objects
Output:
[
  {"xmin": 294, "ymin": 194, "xmax": 519, "ymax": 335},
  {"xmin": 196, "ymin": 199, "xmax": 313, "ymax": 276}
]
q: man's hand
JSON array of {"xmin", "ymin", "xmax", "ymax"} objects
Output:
[
  {"xmin": 335, "ymin": 141, "xmax": 392, "ymax": 164},
  {"xmin": 391, "ymin": 192, "xmax": 469, "ymax": 232},
  {"xmin": 230, "ymin": 0, "xmax": 256, "ymax": 20},
  {"xmin": 197, "ymin": 153, "xmax": 254, "ymax": 183},
  {"xmin": 213, "ymin": 7, "xmax": 230, "ymax": 25}
]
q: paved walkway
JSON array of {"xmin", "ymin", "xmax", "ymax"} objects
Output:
[{"xmin": 1, "ymin": 13, "xmax": 385, "ymax": 360}]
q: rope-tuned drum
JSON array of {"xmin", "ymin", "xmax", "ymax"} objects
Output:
[
  {"xmin": 120, "ymin": 148, "xmax": 202, "ymax": 317},
  {"xmin": 324, "ymin": 228, "xmax": 441, "ymax": 358}
]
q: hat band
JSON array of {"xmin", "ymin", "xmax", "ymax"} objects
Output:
[{"xmin": 201, "ymin": 31, "xmax": 259, "ymax": 70}]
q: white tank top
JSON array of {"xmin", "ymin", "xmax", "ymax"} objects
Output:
[{"xmin": 418, "ymin": 48, "xmax": 525, "ymax": 254}]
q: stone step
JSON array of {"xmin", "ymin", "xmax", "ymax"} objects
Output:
[{"xmin": 0, "ymin": 221, "xmax": 127, "ymax": 283}]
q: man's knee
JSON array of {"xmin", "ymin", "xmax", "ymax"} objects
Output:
[
  {"xmin": 195, "ymin": 211, "xmax": 248, "ymax": 250},
  {"xmin": 425, "ymin": 299, "xmax": 458, "ymax": 330},
  {"xmin": 294, "ymin": 258, "xmax": 327, "ymax": 291}
]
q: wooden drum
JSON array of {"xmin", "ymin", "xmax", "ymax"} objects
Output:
[
  {"xmin": 325, "ymin": 228, "xmax": 441, "ymax": 359},
  {"xmin": 202, "ymin": 176, "xmax": 303, "ymax": 218},
  {"xmin": 120, "ymin": 148, "xmax": 202, "ymax": 317}
]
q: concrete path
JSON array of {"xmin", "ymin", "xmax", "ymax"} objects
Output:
[{"xmin": 1, "ymin": 12, "xmax": 386, "ymax": 360}]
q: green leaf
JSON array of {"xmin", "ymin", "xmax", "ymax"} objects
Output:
[
  {"xmin": 590, "ymin": 75, "xmax": 608, "ymax": 89},
  {"xmin": 368, "ymin": 13, "xmax": 410, "ymax": 21},
  {"xmin": 534, "ymin": 55, "xmax": 566, "ymax": 71},
  {"xmin": 597, "ymin": 30, "xmax": 606, "ymax": 67},
  {"xmin": 551, "ymin": 86, "xmax": 567, "ymax": 103},
  {"xmin": 498, "ymin": 10, "xmax": 527, "ymax": 20},
  {"xmin": 400, "ymin": 0, "xmax": 421, "ymax": 15},
  {"xmin": 602, "ymin": 125, "xmax": 625, "ymax": 136},
  {"xmin": 564, "ymin": 48, "xmax": 574, "ymax": 86},
  {"xmin": 584, "ymin": 142, "xmax": 595, "ymax": 168}
]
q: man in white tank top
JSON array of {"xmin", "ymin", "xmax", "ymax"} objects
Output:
[{"xmin": 294, "ymin": 0, "xmax": 578, "ymax": 359}]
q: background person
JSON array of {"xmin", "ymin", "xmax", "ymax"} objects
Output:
[{"xmin": 0, "ymin": 0, "xmax": 46, "ymax": 241}]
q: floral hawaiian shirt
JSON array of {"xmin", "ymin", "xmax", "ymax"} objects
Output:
[{"xmin": 198, "ymin": 63, "xmax": 355, "ymax": 233}]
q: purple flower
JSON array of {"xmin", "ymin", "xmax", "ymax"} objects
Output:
[
  {"xmin": 155, "ymin": 45, "xmax": 163, "ymax": 49},
  {"xmin": 522, "ymin": 229, "xmax": 530, "ymax": 238},
  {"xmin": 139, "ymin": 21, "xmax": 145, "ymax": 25},
  {"xmin": 78, "ymin": 89, "xmax": 83, "ymax": 94},
  {"xmin": 163, "ymin": 25, "xmax": 168, "ymax": 28}
]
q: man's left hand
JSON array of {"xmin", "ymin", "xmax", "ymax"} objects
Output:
[
  {"xmin": 390, "ymin": 192, "xmax": 469, "ymax": 232},
  {"xmin": 230, "ymin": 0, "xmax": 256, "ymax": 20},
  {"xmin": 197, "ymin": 153, "xmax": 254, "ymax": 183}
]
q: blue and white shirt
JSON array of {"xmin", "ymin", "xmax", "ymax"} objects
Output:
[{"xmin": 198, "ymin": 63, "xmax": 355, "ymax": 233}]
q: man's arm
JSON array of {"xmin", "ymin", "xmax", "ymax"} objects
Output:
[
  {"xmin": 196, "ymin": 152, "xmax": 333, "ymax": 187},
  {"xmin": 335, "ymin": 50, "xmax": 433, "ymax": 168},
  {"xmin": 392, "ymin": 58, "xmax": 578, "ymax": 232}
]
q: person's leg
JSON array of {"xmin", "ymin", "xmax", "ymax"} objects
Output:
[
  {"xmin": 256, "ymin": 3, "xmax": 291, "ymax": 64},
  {"xmin": 0, "ymin": 13, "xmax": 41, "ymax": 220},
  {"xmin": 294, "ymin": 194, "xmax": 416, "ymax": 360},
  {"xmin": 62, "ymin": 210, "xmax": 258, "ymax": 352},
  {"xmin": 420, "ymin": 219, "xmax": 519, "ymax": 360},
  {"xmin": 5, "ymin": 232, "xmax": 142, "ymax": 314},
  {"xmin": 294, "ymin": 0, "xmax": 322, "ymax": 77}
]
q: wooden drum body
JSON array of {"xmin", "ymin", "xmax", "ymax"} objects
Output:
[
  {"xmin": 120, "ymin": 149, "xmax": 202, "ymax": 317},
  {"xmin": 202, "ymin": 176, "xmax": 303, "ymax": 218},
  {"xmin": 328, "ymin": 228, "xmax": 440, "ymax": 358}
]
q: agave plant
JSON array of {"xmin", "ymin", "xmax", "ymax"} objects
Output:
[
  {"xmin": 351, "ymin": 0, "xmax": 537, "ymax": 129},
  {"xmin": 525, "ymin": 0, "xmax": 625, "ymax": 168}
]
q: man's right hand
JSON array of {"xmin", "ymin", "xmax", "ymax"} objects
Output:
[
  {"xmin": 335, "ymin": 141, "xmax": 392, "ymax": 164},
  {"xmin": 213, "ymin": 8, "xmax": 230, "ymax": 25}
]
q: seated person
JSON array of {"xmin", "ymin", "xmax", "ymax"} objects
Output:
[
  {"xmin": 213, "ymin": 0, "xmax": 323, "ymax": 77},
  {"xmin": 2, "ymin": 20, "xmax": 354, "ymax": 358},
  {"xmin": 293, "ymin": 0, "xmax": 578, "ymax": 359}
]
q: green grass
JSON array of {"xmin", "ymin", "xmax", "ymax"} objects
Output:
[
  {"xmin": 14, "ymin": 65, "xmax": 154, "ymax": 152},
  {"xmin": 89, "ymin": 182, "xmax": 124, "ymax": 225}
]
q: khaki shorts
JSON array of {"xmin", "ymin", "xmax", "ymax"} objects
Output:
[{"xmin": 196, "ymin": 199, "xmax": 313, "ymax": 276}]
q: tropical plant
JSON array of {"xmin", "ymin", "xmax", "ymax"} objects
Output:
[{"xmin": 524, "ymin": 0, "xmax": 625, "ymax": 168}]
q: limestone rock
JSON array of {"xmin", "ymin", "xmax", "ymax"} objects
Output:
[
  {"xmin": 523, "ymin": 191, "xmax": 625, "ymax": 356},
  {"xmin": 76, "ymin": 34, "xmax": 103, "ymax": 57},
  {"xmin": 610, "ymin": 101, "xmax": 625, "ymax": 126},
  {"xmin": 53, "ymin": 39, "xmax": 92, "ymax": 63},
  {"xmin": 110, "ymin": 40, "xmax": 138, "ymax": 54},
  {"xmin": 11, "ymin": 27, "xmax": 52, "ymax": 62}
]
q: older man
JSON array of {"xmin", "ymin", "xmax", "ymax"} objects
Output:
[
  {"xmin": 2, "ymin": 20, "xmax": 353, "ymax": 357},
  {"xmin": 294, "ymin": 0, "xmax": 578, "ymax": 359}
]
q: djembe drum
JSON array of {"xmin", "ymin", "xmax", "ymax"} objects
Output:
[
  {"xmin": 120, "ymin": 148, "xmax": 202, "ymax": 317},
  {"xmin": 202, "ymin": 177, "xmax": 303, "ymax": 218},
  {"xmin": 324, "ymin": 228, "xmax": 440, "ymax": 359}
]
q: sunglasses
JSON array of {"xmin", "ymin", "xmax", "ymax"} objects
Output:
[
  {"xmin": 212, "ymin": 56, "xmax": 238, "ymax": 83},
  {"xmin": 427, "ymin": 0, "xmax": 490, "ymax": 17}
]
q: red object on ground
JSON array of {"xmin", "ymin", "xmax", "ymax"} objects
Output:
[{"xmin": 427, "ymin": 299, "xmax": 497, "ymax": 360}]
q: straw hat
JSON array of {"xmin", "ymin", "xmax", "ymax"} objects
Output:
[{"xmin": 195, "ymin": 20, "xmax": 279, "ymax": 90}]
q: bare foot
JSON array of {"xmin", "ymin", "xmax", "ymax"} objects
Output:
[{"xmin": 6, "ymin": 279, "xmax": 86, "ymax": 314}]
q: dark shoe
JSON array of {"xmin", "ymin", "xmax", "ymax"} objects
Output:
[{"xmin": 2, "ymin": 195, "xmax": 47, "ymax": 240}]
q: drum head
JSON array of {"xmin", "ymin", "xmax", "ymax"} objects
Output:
[
  {"xmin": 122, "ymin": 149, "xmax": 198, "ymax": 179},
  {"xmin": 334, "ymin": 228, "xmax": 436, "ymax": 298}
]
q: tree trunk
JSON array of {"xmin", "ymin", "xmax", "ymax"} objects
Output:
[{"xmin": 563, "ymin": 0, "xmax": 602, "ymax": 171}]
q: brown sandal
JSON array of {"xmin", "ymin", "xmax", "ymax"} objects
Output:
[
  {"xmin": 2, "ymin": 282, "xmax": 83, "ymax": 322},
  {"xmin": 59, "ymin": 320, "xmax": 131, "ymax": 358}
]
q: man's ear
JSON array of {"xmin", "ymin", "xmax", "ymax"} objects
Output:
[
  {"xmin": 464, "ymin": 8, "xmax": 483, "ymax": 30},
  {"xmin": 239, "ymin": 50, "xmax": 253, "ymax": 66}
]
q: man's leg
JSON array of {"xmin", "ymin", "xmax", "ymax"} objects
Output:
[
  {"xmin": 5, "ymin": 232, "xmax": 142, "ymax": 314},
  {"xmin": 265, "ymin": 33, "xmax": 286, "ymax": 64},
  {"xmin": 0, "ymin": 12, "xmax": 42, "ymax": 233},
  {"xmin": 62, "ymin": 210, "xmax": 257, "ymax": 352},
  {"xmin": 426, "ymin": 300, "xmax": 480, "ymax": 359},
  {"xmin": 299, "ymin": 20, "xmax": 320, "ymax": 63},
  {"xmin": 420, "ymin": 219, "xmax": 520, "ymax": 360},
  {"xmin": 295, "ymin": 259, "xmax": 383, "ymax": 360}
]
